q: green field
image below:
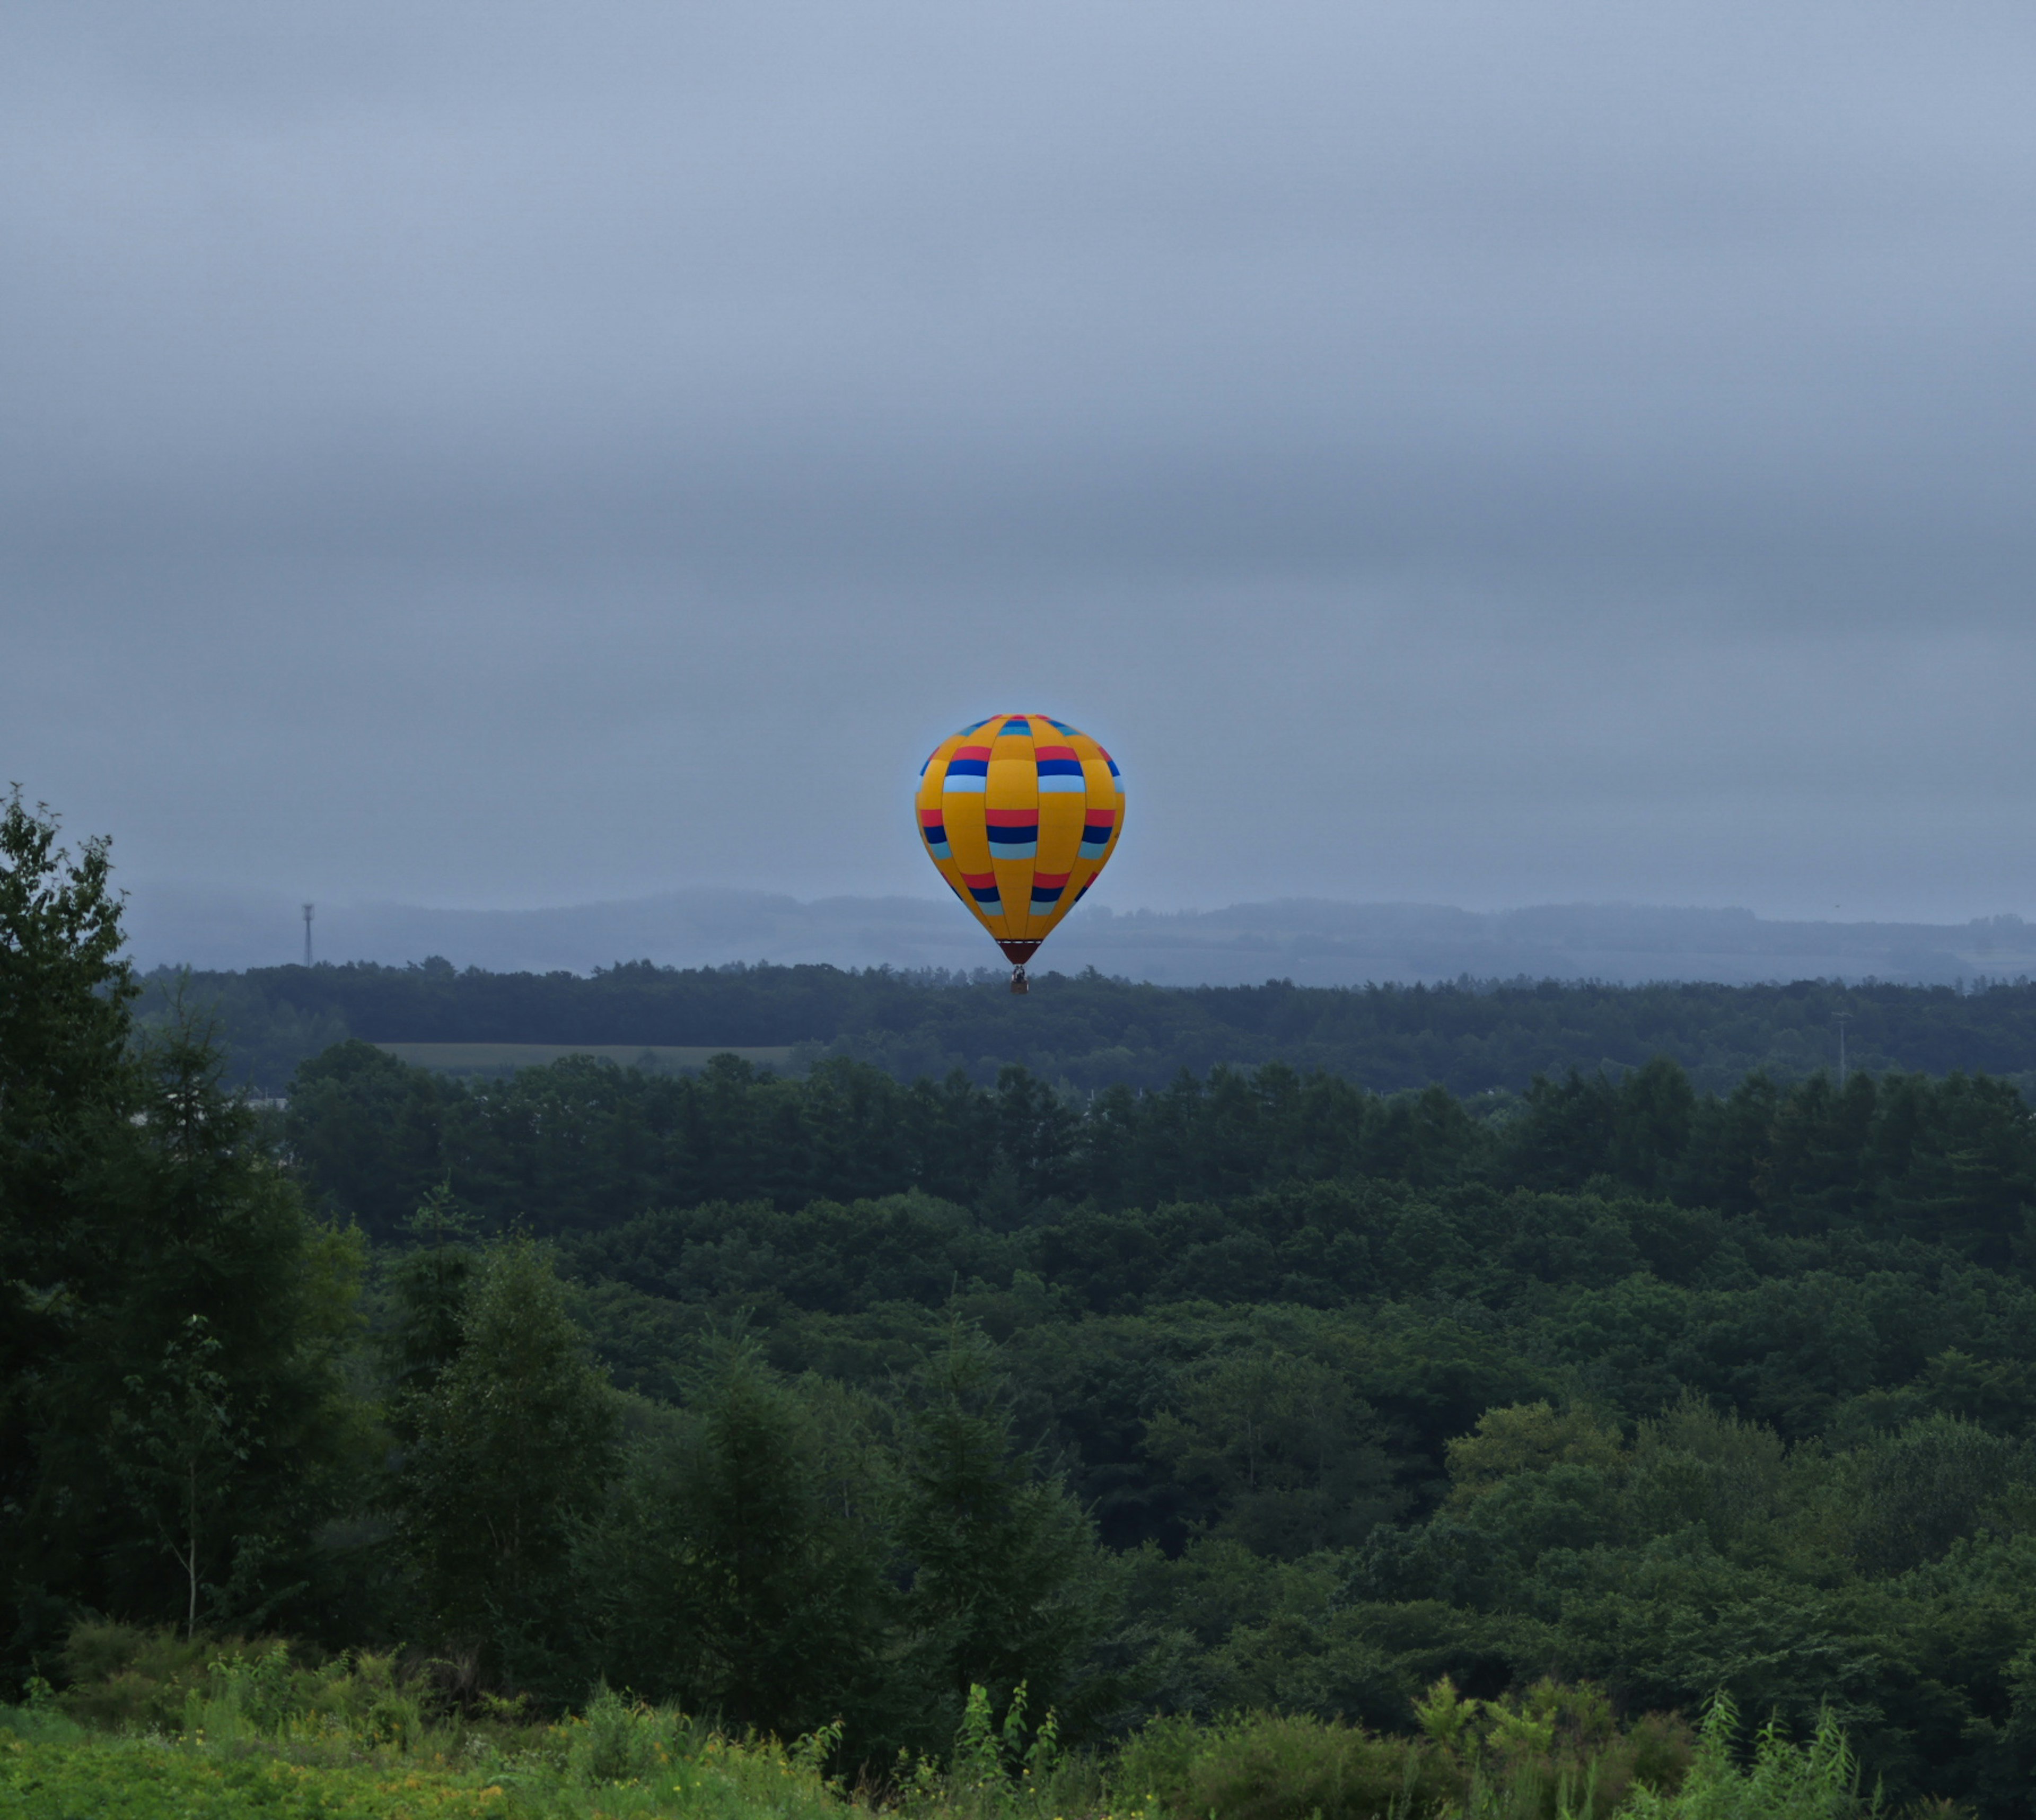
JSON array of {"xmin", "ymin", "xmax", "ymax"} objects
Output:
[
  {"xmin": 374, "ymin": 1043, "xmax": 798, "ymax": 1077},
  {"xmin": 0, "ymin": 1681, "xmax": 867, "ymax": 1820},
  {"xmin": 0, "ymin": 1677, "xmax": 1844, "ymax": 1820}
]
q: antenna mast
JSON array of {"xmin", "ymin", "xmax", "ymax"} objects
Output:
[
  {"xmin": 302, "ymin": 902, "xmax": 315, "ymax": 967},
  {"xmin": 1833, "ymin": 1011, "xmax": 1851, "ymax": 1087}
]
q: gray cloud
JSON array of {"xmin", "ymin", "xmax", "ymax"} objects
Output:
[{"xmin": 5, "ymin": 2, "xmax": 2035, "ymax": 935}]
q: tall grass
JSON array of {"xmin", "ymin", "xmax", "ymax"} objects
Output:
[
  {"xmin": 8, "ymin": 1624, "xmax": 1889, "ymax": 1820},
  {"xmin": 17, "ymin": 1625, "xmax": 858, "ymax": 1820},
  {"xmin": 1108, "ymin": 1677, "xmax": 1692, "ymax": 1820},
  {"xmin": 1620, "ymin": 1694, "xmax": 1875, "ymax": 1820}
]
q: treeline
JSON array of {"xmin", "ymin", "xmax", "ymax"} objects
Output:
[
  {"xmin": 144, "ymin": 954, "xmax": 2036, "ymax": 1095},
  {"xmin": 294, "ymin": 1038, "xmax": 2034, "ymax": 1266}
]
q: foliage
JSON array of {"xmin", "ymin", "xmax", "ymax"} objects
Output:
[
  {"xmin": 894, "ymin": 1331, "xmax": 1117, "ymax": 1740},
  {"xmin": 143, "ymin": 956, "xmax": 2036, "ymax": 1099},
  {"xmin": 398, "ymin": 1238, "xmax": 621, "ymax": 1689},
  {"xmin": 1620, "ymin": 1693, "xmax": 1872, "ymax": 1820},
  {"xmin": 280, "ymin": 1040, "xmax": 2036, "ymax": 1266},
  {"xmin": 0, "ymin": 1660, "xmax": 862, "ymax": 1819},
  {"xmin": 26, "ymin": 798, "xmax": 2036, "ymax": 1814},
  {"xmin": 578, "ymin": 1338, "xmax": 893, "ymax": 1743},
  {"xmin": 1111, "ymin": 1707, "xmax": 1455, "ymax": 1820},
  {"xmin": 1, "ymin": 798, "xmax": 368, "ymax": 1677},
  {"xmin": 1415, "ymin": 1677, "xmax": 1692, "ymax": 1819}
]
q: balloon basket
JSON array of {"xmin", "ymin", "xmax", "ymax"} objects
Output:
[{"xmin": 1010, "ymin": 965, "xmax": 1029, "ymax": 995}]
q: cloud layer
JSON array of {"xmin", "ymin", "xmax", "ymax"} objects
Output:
[{"xmin": 6, "ymin": 2, "xmax": 2034, "ymax": 923}]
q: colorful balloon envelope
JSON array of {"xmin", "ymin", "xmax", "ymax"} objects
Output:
[{"xmin": 916, "ymin": 713, "xmax": 1123, "ymax": 988}]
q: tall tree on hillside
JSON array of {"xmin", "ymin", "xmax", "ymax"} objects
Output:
[
  {"xmin": 379, "ymin": 1181, "xmax": 480, "ymax": 1419},
  {"xmin": 1, "ymin": 794, "xmax": 368, "ymax": 1671},
  {"xmin": 582, "ymin": 1339, "xmax": 893, "ymax": 1743},
  {"xmin": 1, "ymin": 793, "xmax": 138, "ymax": 1553},
  {"xmin": 398, "ymin": 1236, "xmax": 618, "ymax": 1689},
  {"xmin": 896, "ymin": 1326, "xmax": 1113, "ymax": 1736}
]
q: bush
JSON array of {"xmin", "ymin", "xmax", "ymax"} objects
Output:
[
  {"xmin": 56, "ymin": 1622, "xmax": 226, "ymax": 1730},
  {"xmin": 53, "ymin": 1622, "xmax": 428, "ymax": 1751},
  {"xmin": 1107, "ymin": 1680, "xmax": 1691, "ymax": 1820},
  {"xmin": 1416, "ymin": 1676, "xmax": 1692, "ymax": 1820},
  {"xmin": 1111, "ymin": 1710, "xmax": 1457, "ymax": 1820},
  {"xmin": 1621, "ymin": 1694, "xmax": 1870, "ymax": 1820}
]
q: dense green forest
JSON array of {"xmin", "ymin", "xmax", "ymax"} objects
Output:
[
  {"xmin": 15, "ymin": 795, "xmax": 2036, "ymax": 1817},
  {"xmin": 143, "ymin": 952, "xmax": 2036, "ymax": 1098}
]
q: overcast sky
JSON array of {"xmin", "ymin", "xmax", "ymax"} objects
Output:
[{"xmin": 6, "ymin": 2, "xmax": 2035, "ymax": 926}]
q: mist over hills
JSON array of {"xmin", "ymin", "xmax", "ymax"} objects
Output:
[{"xmin": 125, "ymin": 882, "xmax": 2036, "ymax": 987}]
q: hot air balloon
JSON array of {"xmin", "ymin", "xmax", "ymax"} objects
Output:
[{"xmin": 916, "ymin": 714, "xmax": 1123, "ymax": 993}]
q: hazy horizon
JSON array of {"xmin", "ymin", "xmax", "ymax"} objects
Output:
[
  {"xmin": 119, "ymin": 878, "xmax": 2036, "ymax": 988},
  {"xmin": 10, "ymin": 4, "xmax": 2036, "ymax": 924}
]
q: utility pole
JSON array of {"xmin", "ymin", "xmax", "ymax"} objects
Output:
[
  {"xmin": 302, "ymin": 903, "xmax": 314, "ymax": 968},
  {"xmin": 1833, "ymin": 1011, "xmax": 1851, "ymax": 1088}
]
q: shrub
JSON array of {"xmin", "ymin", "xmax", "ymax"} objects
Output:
[
  {"xmin": 1620, "ymin": 1694, "xmax": 1871, "ymax": 1820},
  {"xmin": 1417, "ymin": 1676, "xmax": 1692, "ymax": 1819},
  {"xmin": 1111, "ymin": 1710, "xmax": 1457, "ymax": 1820},
  {"xmin": 56, "ymin": 1622, "xmax": 225, "ymax": 1730},
  {"xmin": 1109, "ymin": 1679, "xmax": 1690, "ymax": 1820}
]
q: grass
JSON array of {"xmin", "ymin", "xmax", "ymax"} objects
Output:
[
  {"xmin": 1, "ymin": 1676, "xmax": 864, "ymax": 1820},
  {"xmin": 373, "ymin": 1043, "xmax": 799, "ymax": 1077},
  {"xmin": 1, "ymin": 1628, "xmax": 1879, "ymax": 1820}
]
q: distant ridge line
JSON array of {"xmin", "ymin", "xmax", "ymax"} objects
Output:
[{"xmin": 121, "ymin": 885, "xmax": 2036, "ymax": 989}]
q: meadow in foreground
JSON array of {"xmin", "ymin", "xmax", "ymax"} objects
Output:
[{"xmin": 0, "ymin": 1632, "xmax": 1876, "ymax": 1820}]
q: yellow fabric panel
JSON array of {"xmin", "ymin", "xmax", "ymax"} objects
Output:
[
  {"xmin": 917, "ymin": 722, "xmax": 1007, "ymax": 942},
  {"xmin": 914, "ymin": 738, "xmax": 970, "ymax": 932},
  {"xmin": 985, "ymin": 718, "xmax": 1035, "ymax": 941}
]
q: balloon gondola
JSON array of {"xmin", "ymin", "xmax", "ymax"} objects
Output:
[{"xmin": 915, "ymin": 714, "xmax": 1124, "ymax": 994}]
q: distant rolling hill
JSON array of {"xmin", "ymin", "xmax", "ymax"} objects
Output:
[{"xmin": 124, "ymin": 882, "xmax": 2036, "ymax": 988}]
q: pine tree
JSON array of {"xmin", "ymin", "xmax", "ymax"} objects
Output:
[
  {"xmin": 399, "ymin": 1236, "xmax": 618, "ymax": 1688},
  {"xmin": 3, "ymin": 796, "xmax": 367, "ymax": 1669},
  {"xmin": 583, "ymin": 1337, "xmax": 892, "ymax": 1740},
  {"xmin": 895, "ymin": 1326, "xmax": 1111, "ymax": 1738}
]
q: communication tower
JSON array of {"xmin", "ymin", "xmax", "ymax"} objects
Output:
[{"xmin": 303, "ymin": 903, "xmax": 314, "ymax": 967}]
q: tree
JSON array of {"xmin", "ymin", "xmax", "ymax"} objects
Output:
[
  {"xmin": 284, "ymin": 1040, "xmax": 450, "ymax": 1238},
  {"xmin": 582, "ymin": 1339, "xmax": 892, "ymax": 1743},
  {"xmin": 3, "ymin": 797, "xmax": 367, "ymax": 1670},
  {"xmin": 1143, "ymin": 1348, "xmax": 1402, "ymax": 1557},
  {"xmin": 1847, "ymin": 1414, "xmax": 2022, "ymax": 1576},
  {"xmin": 1, "ymin": 792, "xmax": 140, "ymax": 1657},
  {"xmin": 894, "ymin": 1326, "xmax": 1112, "ymax": 1738},
  {"xmin": 379, "ymin": 1181, "xmax": 480, "ymax": 1419},
  {"xmin": 104, "ymin": 1316, "xmax": 253, "ymax": 1639},
  {"xmin": 398, "ymin": 1236, "xmax": 619, "ymax": 1687}
]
